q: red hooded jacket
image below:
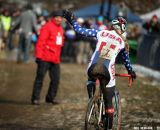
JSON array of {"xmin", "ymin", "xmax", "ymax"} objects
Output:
[{"xmin": 35, "ymin": 18, "xmax": 64, "ymax": 63}]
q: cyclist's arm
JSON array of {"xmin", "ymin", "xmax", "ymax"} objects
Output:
[
  {"xmin": 120, "ymin": 49, "xmax": 133, "ymax": 73},
  {"xmin": 71, "ymin": 20, "xmax": 98, "ymax": 37}
]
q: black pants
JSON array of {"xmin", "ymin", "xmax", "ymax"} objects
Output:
[
  {"xmin": 31, "ymin": 59, "xmax": 60, "ymax": 101},
  {"xmin": 87, "ymin": 60, "xmax": 115, "ymax": 109},
  {"xmin": 17, "ymin": 33, "xmax": 32, "ymax": 63}
]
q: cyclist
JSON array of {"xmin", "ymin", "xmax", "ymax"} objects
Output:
[{"xmin": 63, "ymin": 10, "xmax": 136, "ymax": 130}]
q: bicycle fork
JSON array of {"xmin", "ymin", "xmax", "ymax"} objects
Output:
[
  {"xmin": 98, "ymin": 93, "xmax": 105, "ymax": 125},
  {"xmin": 114, "ymin": 90, "xmax": 119, "ymax": 116}
]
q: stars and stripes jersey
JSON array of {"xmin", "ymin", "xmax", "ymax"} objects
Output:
[{"xmin": 72, "ymin": 21, "xmax": 133, "ymax": 83}]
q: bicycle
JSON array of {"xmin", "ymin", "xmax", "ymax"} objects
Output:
[{"xmin": 84, "ymin": 73, "xmax": 132, "ymax": 130}]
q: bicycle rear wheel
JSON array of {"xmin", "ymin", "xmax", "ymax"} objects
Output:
[
  {"xmin": 84, "ymin": 96, "xmax": 104, "ymax": 130},
  {"xmin": 112, "ymin": 90, "xmax": 122, "ymax": 130}
]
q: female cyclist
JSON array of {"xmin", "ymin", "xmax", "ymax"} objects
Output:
[{"xmin": 63, "ymin": 10, "xmax": 136, "ymax": 130}]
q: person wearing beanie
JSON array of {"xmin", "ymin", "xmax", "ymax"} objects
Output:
[{"xmin": 31, "ymin": 10, "xmax": 64, "ymax": 105}]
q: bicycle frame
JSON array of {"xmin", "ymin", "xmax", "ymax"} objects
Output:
[
  {"xmin": 85, "ymin": 73, "xmax": 132, "ymax": 130},
  {"xmin": 98, "ymin": 90, "xmax": 105, "ymax": 125},
  {"xmin": 115, "ymin": 73, "xmax": 133, "ymax": 87}
]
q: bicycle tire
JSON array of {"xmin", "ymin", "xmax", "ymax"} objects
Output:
[
  {"xmin": 112, "ymin": 90, "xmax": 122, "ymax": 130},
  {"xmin": 84, "ymin": 95, "xmax": 104, "ymax": 130}
]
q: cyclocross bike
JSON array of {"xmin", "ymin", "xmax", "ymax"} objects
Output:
[{"xmin": 84, "ymin": 73, "xmax": 132, "ymax": 130}]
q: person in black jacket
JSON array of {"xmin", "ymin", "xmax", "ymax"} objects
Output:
[{"xmin": 143, "ymin": 15, "xmax": 160, "ymax": 34}]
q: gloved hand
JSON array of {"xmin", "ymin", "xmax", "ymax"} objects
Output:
[
  {"xmin": 63, "ymin": 9, "xmax": 75, "ymax": 24},
  {"xmin": 128, "ymin": 70, "xmax": 136, "ymax": 81}
]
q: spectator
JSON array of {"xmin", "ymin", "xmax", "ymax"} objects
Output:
[
  {"xmin": 31, "ymin": 10, "xmax": 64, "ymax": 105},
  {"xmin": 0, "ymin": 9, "xmax": 4, "ymax": 51},
  {"xmin": 11, "ymin": 4, "xmax": 38, "ymax": 63},
  {"xmin": 75, "ymin": 18, "xmax": 91, "ymax": 64},
  {"xmin": 7, "ymin": 8, "xmax": 21, "ymax": 50},
  {"xmin": 90, "ymin": 16, "xmax": 108, "ymax": 52},
  {"xmin": 117, "ymin": 2, "xmax": 129, "ymax": 20},
  {"xmin": 37, "ymin": 15, "xmax": 48, "ymax": 33},
  {"xmin": 143, "ymin": 14, "xmax": 160, "ymax": 33},
  {"xmin": 91, "ymin": 16, "xmax": 108, "ymax": 31},
  {"xmin": 0, "ymin": 8, "xmax": 12, "ymax": 48},
  {"xmin": 31, "ymin": 15, "xmax": 48, "ymax": 45},
  {"xmin": 128, "ymin": 24, "xmax": 141, "ymax": 40},
  {"xmin": 62, "ymin": 20, "xmax": 76, "ymax": 62}
]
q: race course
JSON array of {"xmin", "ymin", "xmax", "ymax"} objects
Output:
[{"xmin": 0, "ymin": 60, "xmax": 160, "ymax": 130}]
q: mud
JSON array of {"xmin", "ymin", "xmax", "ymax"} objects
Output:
[{"xmin": 0, "ymin": 60, "xmax": 160, "ymax": 130}]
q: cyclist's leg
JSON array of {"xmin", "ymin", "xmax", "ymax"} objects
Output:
[
  {"xmin": 86, "ymin": 77, "xmax": 96, "ymax": 98},
  {"xmin": 102, "ymin": 86, "xmax": 115, "ymax": 112},
  {"xmin": 99, "ymin": 65, "xmax": 115, "ymax": 130},
  {"xmin": 87, "ymin": 64, "xmax": 96, "ymax": 98},
  {"xmin": 104, "ymin": 62, "xmax": 116, "ymax": 128},
  {"xmin": 102, "ymin": 85, "xmax": 115, "ymax": 129}
]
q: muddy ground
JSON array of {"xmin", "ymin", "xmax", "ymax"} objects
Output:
[{"xmin": 0, "ymin": 60, "xmax": 160, "ymax": 130}]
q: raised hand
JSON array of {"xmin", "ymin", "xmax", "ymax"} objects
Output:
[{"xmin": 63, "ymin": 9, "xmax": 75, "ymax": 24}]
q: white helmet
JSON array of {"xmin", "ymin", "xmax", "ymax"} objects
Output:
[{"xmin": 111, "ymin": 17, "xmax": 127, "ymax": 32}]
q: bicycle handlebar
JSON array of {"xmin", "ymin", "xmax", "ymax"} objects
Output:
[{"xmin": 115, "ymin": 73, "xmax": 132, "ymax": 87}]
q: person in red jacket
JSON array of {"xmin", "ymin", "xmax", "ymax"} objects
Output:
[{"xmin": 31, "ymin": 10, "xmax": 64, "ymax": 105}]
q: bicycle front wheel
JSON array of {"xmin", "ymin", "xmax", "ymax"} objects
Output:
[
  {"xmin": 112, "ymin": 90, "xmax": 122, "ymax": 130},
  {"xmin": 84, "ymin": 96, "xmax": 104, "ymax": 130}
]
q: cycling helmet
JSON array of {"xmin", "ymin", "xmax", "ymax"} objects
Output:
[{"xmin": 111, "ymin": 17, "xmax": 127, "ymax": 32}]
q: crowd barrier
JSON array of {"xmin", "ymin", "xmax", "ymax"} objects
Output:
[{"xmin": 136, "ymin": 34, "xmax": 160, "ymax": 71}]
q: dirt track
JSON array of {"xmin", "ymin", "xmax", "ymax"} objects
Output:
[{"xmin": 0, "ymin": 60, "xmax": 160, "ymax": 130}]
